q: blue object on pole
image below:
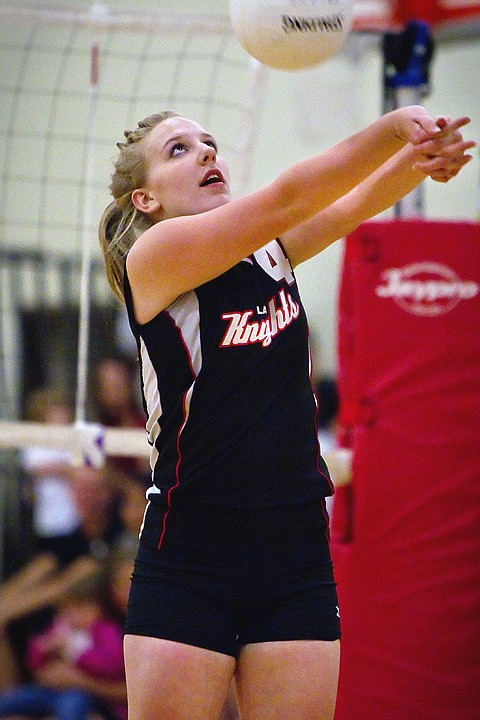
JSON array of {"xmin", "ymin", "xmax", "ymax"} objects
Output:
[
  {"xmin": 383, "ymin": 20, "xmax": 434, "ymax": 92},
  {"xmin": 382, "ymin": 20, "xmax": 435, "ymax": 217}
]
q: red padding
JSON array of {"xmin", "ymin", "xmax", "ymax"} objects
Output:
[{"xmin": 333, "ymin": 220, "xmax": 480, "ymax": 720}]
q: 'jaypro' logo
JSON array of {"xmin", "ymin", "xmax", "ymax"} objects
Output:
[{"xmin": 375, "ymin": 262, "xmax": 479, "ymax": 316}]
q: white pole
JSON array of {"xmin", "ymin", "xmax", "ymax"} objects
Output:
[{"xmin": 75, "ymin": 35, "xmax": 100, "ymax": 424}]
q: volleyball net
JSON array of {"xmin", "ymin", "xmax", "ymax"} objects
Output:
[{"xmin": 0, "ymin": 1, "xmax": 267, "ymax": 422}]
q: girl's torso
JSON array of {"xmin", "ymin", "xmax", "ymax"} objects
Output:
[{"xmin": 124, "ymin": 239, "xmax": 332, "ymax": 522}]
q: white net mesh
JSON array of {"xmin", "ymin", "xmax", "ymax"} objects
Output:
[{"xmin": 0, "ymin": 2, "xmax": 267, "ymax": 420}]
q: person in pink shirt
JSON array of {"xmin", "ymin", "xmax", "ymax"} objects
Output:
[{"xmin": 0, "ymin": 573, "xmax": 127, "ymax": 720}]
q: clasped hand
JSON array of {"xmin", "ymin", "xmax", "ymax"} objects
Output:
[
  {"xmin": 395, "ymin": 107, "xmax": 476, "ymax": 183},
  {"xmin": 411, "ymin": 116, "xmax": 476, "ymax": 183}
]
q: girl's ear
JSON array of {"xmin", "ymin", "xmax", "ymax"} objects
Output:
[{"xmin": 131, "ymin": 189, "xmax": 161, "ymax": 216}]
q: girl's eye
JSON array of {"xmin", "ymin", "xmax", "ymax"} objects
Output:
[
  {"xmin": 170, "ymin": 142, "xmax": 186, "ymax": 157},
  {"xmin": 206, "ymin": 139, "xmax": 218, "ymax": 152}
]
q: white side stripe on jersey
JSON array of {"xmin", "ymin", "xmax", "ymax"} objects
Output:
[
  {"xmin": 167, "ymin": 291, "xmax": 203, "ymax": 377},
  {"xmin": 140, "ymin": 337, "xmax": 161, "ymax": 481}
]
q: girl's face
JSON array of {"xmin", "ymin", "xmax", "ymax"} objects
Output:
[{"xmin": 134, "ymin": 116, "xmax": 231, "ymax": 221}]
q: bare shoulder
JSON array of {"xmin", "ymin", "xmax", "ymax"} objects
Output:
[
  {"xmin": 125, "ymin": 221, "xmax": 180, "ymax": 323},
  {"xmin": 126, "ymin": 186, "xmax": 294, "ymax": 322}
]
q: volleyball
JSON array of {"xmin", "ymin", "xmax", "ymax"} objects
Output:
[{"xmin": 230, "ymin": 0, "xmax": 353, "ymax": 71}]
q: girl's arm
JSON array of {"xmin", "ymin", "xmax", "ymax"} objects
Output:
[
  {"xmin": 127, "ymin": 106, "xmax": 459, "ymax": 319},
  {"xmin": 281, "ymin": 117, "xmax": 475, "ymax": 266},
  {"xmin": 34, "ymin": 660, "xmax": 127, "ymax": 703},
  {"xmin": 0, "ymin": 556, "xmax": 99, "ymax": 627}
]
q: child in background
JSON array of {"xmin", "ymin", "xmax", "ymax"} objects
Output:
[
  {"xmin": 92, "ymin": 357, "xmax": 148, "ymax": 479},
  {"xmin": 0, "ymin": 573, "xmax": 127, "ymax": 720},
  {"xmin": 21, "ymin": 387, "xmax": 80, "ymax": 557}
]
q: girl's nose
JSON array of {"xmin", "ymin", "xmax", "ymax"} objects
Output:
[{"xmin": 200, "ymin": 145, "xmax": 216, "ymax": 164}]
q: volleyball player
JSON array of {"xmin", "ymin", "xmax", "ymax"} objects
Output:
[{"xmin": 99, "ymin": 108, "xmax": 474, "ymax": 720}]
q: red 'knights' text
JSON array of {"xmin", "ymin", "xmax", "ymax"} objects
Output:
[{"xmin": 220, "ymin": 289, "xmax": 300, "ymax": 348}]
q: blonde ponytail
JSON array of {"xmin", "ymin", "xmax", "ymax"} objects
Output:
[{"xmin": 99, "ymin": 111, "xmax": 178, "ymax": 302}]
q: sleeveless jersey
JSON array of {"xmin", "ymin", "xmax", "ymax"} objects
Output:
[{"xmin": 124, "ymin": 239, "xmax": 333, "ymax": 515}]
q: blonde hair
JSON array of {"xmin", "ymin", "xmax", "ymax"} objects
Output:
[{"xmin": 99, "ymin": 111, "xmax": 179, "ymax": 302}]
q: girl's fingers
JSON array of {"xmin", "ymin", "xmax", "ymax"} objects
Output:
[
  {"xmin": 435, "ymin": 116, "xmax": 449, "ymax": 129},
  {"xmin": 414, "ymin": 153, "xmax": 473, "ymax": 174},
  {"xmin": 413, "ymin": 139, "xmax": 477, "ymax": 169},
  {"xmin": 438, "ymin": 139, "xmax": 477, "ymax": 157},
  {"xmin": 429, "ymin": 162, "xmax": 467, "ymax": 182},
  {"xmin": 408, "ymin": 113, "xmax": 474, "ymax": 179},
  {"xmin": 408, "ymin": 114, "xmax": 471, "ymax": 145},
  {"xmin": 416, "ymin": 135, "xmax": 476, "ymax": 157},
  {"xmin": 436, "ymin": 115, "xmax": 471, "ymax": 133}
]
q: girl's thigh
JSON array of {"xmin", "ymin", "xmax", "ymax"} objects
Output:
[
  {"xmin": 124, "ymin": 634, "xmax": 236, "ymax": 720},
  {"xmin": 235, "ymin": 639, "xmax": 340, "ymax": 720}
]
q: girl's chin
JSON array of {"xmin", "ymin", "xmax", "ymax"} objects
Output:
[{"xmin": 199, "ymin": 194, "xmax": 231, "ymax": 213}]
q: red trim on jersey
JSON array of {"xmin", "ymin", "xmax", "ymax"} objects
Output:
[
  {"xmin": 312, "ymin": 385, "xmax": 334, "ymax": 541},
  {"xmin": 308, "ymin": 333, "xmax": 335, "ymax": 505},
  {"xmin": 158, "ymin": 311, "xmax": 198, "ymax": 550},
  {"xmin": 158, "ymin": 389, "xmax": 188, "ymax": 550},
  {"xmin": 266, "ymin": 249, "xmax": 278, "ymax": 268}
]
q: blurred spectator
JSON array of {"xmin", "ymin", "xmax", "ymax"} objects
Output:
[
  {"xmin": 92, "ymin": 357, "xmax": 148, "ymax": 478},
  {"xmin": 67, "ymin": 464, "xmax": 123, "ymax": 564},
  {"xmin": 92, "ymin": 357, "xmax": 141, "ymax": 427},
  {"xmin": 21, "ymin": 387, "xmax": 80, "ymax": 557},
  {"xmin": 101, "ymin": 544, "xmax": 137, "ymax": 627},
  {"xmin": 0, "ymin": 572, "xmax": 127, "ymax": 720},
  {"xmin": 111, "ymin": 470, "xmax": 148, "ymax": 556},
  {"xmin": 0, "ymin": 464, "xmax": 123, "ymax": 692}
]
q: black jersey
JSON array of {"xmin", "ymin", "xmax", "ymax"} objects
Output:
[{"xmin": 124, "ymin": 239, "xmax": 332, "ymax": 518}]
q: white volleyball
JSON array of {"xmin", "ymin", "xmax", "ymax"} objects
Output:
[{"xmin": 230, "ymin": 0, "xmax": 353, "ymax": 71}]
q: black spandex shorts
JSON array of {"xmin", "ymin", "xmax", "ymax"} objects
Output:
[{"xmin": 125, "ymin": 499, "xmax": 340, "ymax": 658}]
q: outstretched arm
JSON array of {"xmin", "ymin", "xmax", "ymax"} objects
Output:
[
  {"xmin": 127, "ymin": 106, "xmax": 460, "ymax": 318},
  {"xmin": 281, "ymin": 116, "xmax": 475, "ymax": 267},
  {"xmin": 0, "ymin": 555, "xmax": 99, "ymax": 627},
  {"xmin": 35, "ymin": 661, "xmax": 127, "ymax": 703}
]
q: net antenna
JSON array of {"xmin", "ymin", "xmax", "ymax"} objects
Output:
[
  {"xmin": 76, "ymin": 7, "xmax": 103, "ymax": 426},
  {"xmin": 0, "ymin": 1, "xmax": 268, "ymax": 426}
]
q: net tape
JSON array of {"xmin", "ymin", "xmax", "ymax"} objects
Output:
[
  {"xmin": 0, "ymin": 421, "xmax": 352, "ymax": 485},
  {"xmin": 0, "ymin": 4, "xmax": 235, "ymax": 34}
]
